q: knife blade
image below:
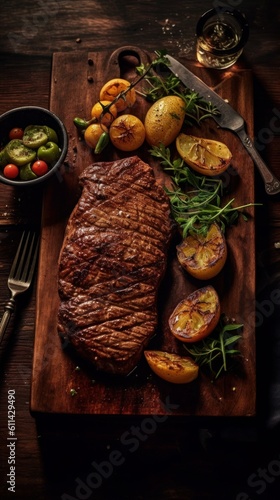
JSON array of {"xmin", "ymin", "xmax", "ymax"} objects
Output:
[{"xmin": 165, "ymin": 54, "xmax": 280, "ymax": 196}]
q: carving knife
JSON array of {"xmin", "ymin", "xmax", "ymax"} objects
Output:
[{"xmin": 165, "ymin": 54, "xmax": 280, "ymax": 195}]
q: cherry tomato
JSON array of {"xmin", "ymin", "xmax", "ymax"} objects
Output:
[
  {"xmin": 9, "ymin": 127, "xmax": 24, "ymax": 140},
  {"xmin": 3, "ymin": 164, "xmax": 19, "ymax": 179},
  {"xmin": 31, "ymin": 160, "xmax": 48, "ymax": 177}
]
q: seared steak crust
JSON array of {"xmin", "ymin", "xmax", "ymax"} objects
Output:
[{"xmin": 57, "ymin": 156, "xmax": 173, "ymax": 375}]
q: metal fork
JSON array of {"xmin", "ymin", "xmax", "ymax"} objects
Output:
[{"xmin": 0, "ymin": 230, "xmax": 39, "ymax": 345}]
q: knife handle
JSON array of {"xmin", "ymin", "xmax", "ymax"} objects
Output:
[{"xmin": 236, "ymin": 129, "xmax": 280, "ymax": 195}]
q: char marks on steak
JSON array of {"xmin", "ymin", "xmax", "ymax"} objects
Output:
[{"xmin": 57, "ymin": 156, "xmax": 173, "ymax": 375}]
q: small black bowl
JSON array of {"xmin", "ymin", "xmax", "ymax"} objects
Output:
[{"xmin": 0, "ymin": 106, "xmax": 68, "ymax": 187}]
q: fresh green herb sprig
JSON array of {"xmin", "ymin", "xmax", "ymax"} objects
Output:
[
  {"xmin": 168, "ymin": 189, "xmax": 245, "ymax": 237},
  {"xmin": 150, "ymin": 143, "xmax": 256, "ymax": 237},
  {"xmin": 135, "ymin": 68, "xmax": 181, "ymax": 101},
  {"xmin": 184, "ymin": 316, "xmax": 243, "ymax": 379},
  {"xmin": 183, "ymin": 90, "xmax": 219, "ymax": 126},
  {"xmin": 136, "ymin": 50, "xmax": 220, "ymax": 126}
]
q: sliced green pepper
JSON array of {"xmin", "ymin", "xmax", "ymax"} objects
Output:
[
  {"xmin": 19, "ymin": 162, "xmax": 37, "ymax": 181},
  {"xmin": 37, "ymin": 141, "xmax": 60, "ymax": 163},
  {"xmin": 23, "ymin": 125, "xmax": 58, "ymax": 146},
  {"xmin": 6, "ymin": 139, "xmax": 36, "ymax": 167},
  {"xmin": 43, "ymin": 126, "xmax": 58, "ymax": 144},
  {"xmin": 22, "ymin": 125, "xmax": 48, "ymax": 149},
  {"xmin": 0, "ymin": 147, "xmax": 9, "ymax": 167}
]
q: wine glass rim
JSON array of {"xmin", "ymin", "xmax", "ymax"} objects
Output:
[{"xmin": 196, "ymin": 8, "xmax": 250, "ymax": 56}]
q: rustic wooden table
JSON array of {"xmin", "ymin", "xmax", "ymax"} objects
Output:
[{"xmin": 0, "ymin": 1, "xmax": 280, "ymax": 499}]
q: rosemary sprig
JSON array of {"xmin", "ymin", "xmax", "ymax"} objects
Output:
[
  {"xmin": 150, "ymin": 144, "xmax": 256, "ymax": 237},
  {"xmin": 136, "ymin": 50, "xmax": 220, "ymax": 125},
  {"xmin": 184, "ymin": 316, "xmax": 243, "ymax": 379},
  {"xmin": 135, "ymin": 70, "xmax": 181, "ymax": 102}
]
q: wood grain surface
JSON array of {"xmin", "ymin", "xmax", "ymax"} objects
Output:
[
  {"xmin": 31, "ymin": 47, "xmax": 256, "ymax": 416},
  {"xmin": 1, "ymin": 1, "xmax": 280, "ymax": 498}
]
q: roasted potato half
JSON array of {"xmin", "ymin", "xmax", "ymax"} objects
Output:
[
  {"xmin": 144, "ymin": 350, "xmax": 199, "ymax": 384},
  {"xmin": 169, "ymin": 285, "xmax": 220, "ymax": 343},
  {"xmin": 176, "ymin": 223, "xmax": 227, "ymax": 280},
  {"xmin": 176, "ymin": 133, "xmax": 232, "ymax": 176}
]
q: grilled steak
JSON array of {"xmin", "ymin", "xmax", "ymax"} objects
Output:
[{"xmin": 57, "ymin": 156, "xmax": 173, "ymax": 375}]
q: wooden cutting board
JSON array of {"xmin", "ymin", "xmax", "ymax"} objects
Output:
[{"xmin": 30, "ymin": 46, "xmax": 256, "ymax": 416}]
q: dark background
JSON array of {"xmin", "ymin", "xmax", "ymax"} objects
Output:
[{"xmin": 0, "ymin": 1, "xmax": 280, "ymax": 499}]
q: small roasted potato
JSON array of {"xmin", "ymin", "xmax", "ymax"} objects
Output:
[
  {"xmin": 109, "ymin": 114, "xmax": 146, "ymax": 151},
  {"xmin": 145, "ymin": 95, "xmax": 185, "ymax": 146},
  {"xmin": 176, "ymin": 133, "xmax": 232, "ymax": 176},
  {"xmin": 169, "ymin": 285, "xmax": 220, "ymax": 343},
  {"xmin": 176, "ymin": 223, "xmax": 227, "ymax": 280},
  {"xmin": 144, "ymin": 350, "xmax": 199, "ymax": 384},
  {"xmin": 84, "ymin": 123, "xmax": 108, "ymax": 149},
  {"xmin": 90, "ymin": 100, "xmax": 118, "ymax": 127},
  {"xmin": 99, "ymin": 78, "xmax": 136, "ymax": 112}
]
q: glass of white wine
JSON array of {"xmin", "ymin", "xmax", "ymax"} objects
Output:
[{"xmin": 196, "ymin": 8, "xmax": 249, "ymax": 70}]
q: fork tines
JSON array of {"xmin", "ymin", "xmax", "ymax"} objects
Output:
[{"xmin": 11, "ymin": 231, "xmax": 39, "ymax": 283}]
